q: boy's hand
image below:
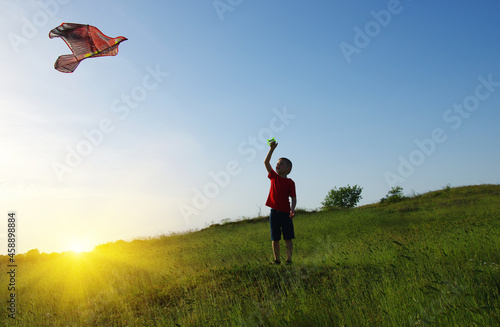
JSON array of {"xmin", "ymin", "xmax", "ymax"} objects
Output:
[
  {"xmin": 290, "ymin": 210, "xmax": 295, "ymax": 218},
  {"xmin": 269, "ymin": 140, "xmax": 278, "ymax": 149}
]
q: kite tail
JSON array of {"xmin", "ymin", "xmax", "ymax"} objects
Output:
[{"xmin": 54, "ymin": 54, "xmax": 81, "ymax": 73}]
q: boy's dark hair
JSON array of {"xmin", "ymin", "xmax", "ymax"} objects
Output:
[{"xmin": 279, "ymin": 157, "xmax": 292, "ymax": 171}]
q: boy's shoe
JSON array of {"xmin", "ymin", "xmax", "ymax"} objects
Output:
[
  {"xmin": 270, "ymin": 260, "xmax": 281, "ymax": 265},
  {"xmin": 285, "ymin": 260, "xmax": 292, "ymax": 265}
]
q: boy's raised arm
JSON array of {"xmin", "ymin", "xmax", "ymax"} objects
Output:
[{"xmin": 264, "ymin": 141, "xmax": 277, "ymax": 174}]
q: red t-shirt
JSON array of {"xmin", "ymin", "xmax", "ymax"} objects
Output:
[{"xmin": 266, "ymin": 169, "xmax": 296, "ymax": 213}]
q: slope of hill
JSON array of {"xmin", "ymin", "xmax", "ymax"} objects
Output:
[{"xmin": 2, "ymin": 184, "xmax": 499, "ymax": 326}]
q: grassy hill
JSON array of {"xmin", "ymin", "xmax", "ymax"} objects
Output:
[{"xmin": 2, "ymin": 184, "xmax": 499, "ymax": 326}]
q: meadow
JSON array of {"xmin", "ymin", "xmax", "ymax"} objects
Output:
[{"xmin": 1, "ymin": 184, "xmax": 499, "ymax": 326}]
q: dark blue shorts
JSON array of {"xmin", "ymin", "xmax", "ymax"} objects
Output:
[{"xmin": 269, "ymin": 209, "xmax": 295, "ymax": 241}]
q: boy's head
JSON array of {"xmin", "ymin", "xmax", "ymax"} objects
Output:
[{"xmin": 276, "ymin": 157, "xmax": 292, "ymax": 176}]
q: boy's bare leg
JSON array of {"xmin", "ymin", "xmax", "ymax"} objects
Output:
[
  {"xmin": 272, "ymin": 241, "xmax": 280, "ymax": 262},
  {"xmin": 285, "ymin": 239, "xmax": 293, "ymax": 262}
]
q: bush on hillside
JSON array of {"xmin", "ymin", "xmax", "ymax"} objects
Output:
[
  {"xmin": 322, "ymin": 184, "xmax": 363, "ymax": 209},
  {"xmin": 380, "ymin": 186, "xmax": 405, "ymax": 203}
]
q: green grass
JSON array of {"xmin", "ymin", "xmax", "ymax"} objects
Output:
[{"xmin": 1, "ymin": 184, "xmax": 499, "ymax": 326}]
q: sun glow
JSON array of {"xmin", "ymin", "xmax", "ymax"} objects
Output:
[{"xmin": 66, "ymin": 239, "xmax": 94, "ymax": 253}]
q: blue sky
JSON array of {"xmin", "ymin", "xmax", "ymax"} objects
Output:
[{"xmin": 1, "ymin": 0, "xmax": 499, "ymax": 254}]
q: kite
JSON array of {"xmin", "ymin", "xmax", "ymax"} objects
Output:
[{"xmin": 49, "ymin": 23, "xmax": 127, "ymax": 73}]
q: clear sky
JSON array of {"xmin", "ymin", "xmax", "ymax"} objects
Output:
[{"xmin": 1, "ymin": 0, "xmax": 499, "ymax": 254}]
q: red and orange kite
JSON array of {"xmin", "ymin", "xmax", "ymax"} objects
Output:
[{"xmin": 49, "ymin": 23, "xmax": 127, "ymax": 73}]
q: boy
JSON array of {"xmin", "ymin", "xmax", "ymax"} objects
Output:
[{"xmin": 264, "ymin": 140, "xmax": 296, "ymax": 265}]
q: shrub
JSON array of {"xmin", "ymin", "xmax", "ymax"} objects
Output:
[
  {"xmin": 322, "ymin": 184, "xmax": 363, "ymax": 209},
  {"xmin": 25, "ymin": 249, "xmax": 41, "ymax": 262},
  {"xmin": 380, "ymin": 186, "xmax": 404, "ymax": 203}
]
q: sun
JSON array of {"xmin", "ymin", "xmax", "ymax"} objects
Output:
[{"xmin": 66, "ymin": 239, "xmax": 93, "ymax": 253}]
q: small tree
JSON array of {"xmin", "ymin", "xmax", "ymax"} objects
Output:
[
  {"xmin": 380, "ymin": 186, "xmax": 404, "ymax": 203},
  {"xmin": 25, "ymin": 249, "xmax": 41, "ymax": 262},
  {"xmin": 322, "ymin": 184, "xmax": 363, "ymax": 209}
]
